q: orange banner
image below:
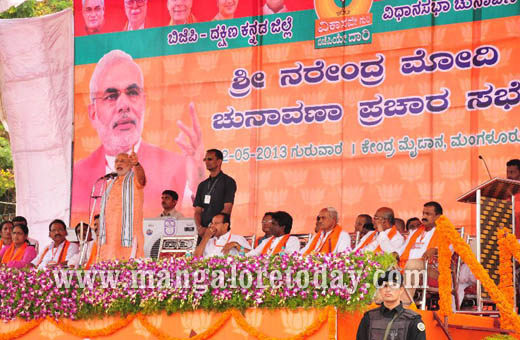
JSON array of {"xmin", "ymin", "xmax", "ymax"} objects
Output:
[{"xmin": 73, "ymin": 0, "xmax": 520, "ymax": 237}]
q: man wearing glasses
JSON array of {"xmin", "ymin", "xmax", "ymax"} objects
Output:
[
  {"xmin": 300, "ymin": 207, "xmax": 351, "ymax": 255},
  {"xmin": 256, "ymin": 212, "xmax": 275, "ymax": 246},
  {"xmin": 242, "ymin": 211, "xmax": 300, "ymax": 256},
  {"xmin": 354, "ymin": 207, "xmax": 405, "ymax": 254},
  {"xmin": 123, "ymin": 0, "xmax": 148, "ymax": 31},
  {"xmin": 72, "ymin": 49, "xmax": 204, "ymax": 226},
  {"xmin": 193, "ymin": 149, "xmax": 237, "ymax": 237},
  {"xmin": 193, "ymin": 213, "xmax": 250, "ymax": 257}
]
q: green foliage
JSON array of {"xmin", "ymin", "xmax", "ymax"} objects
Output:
[
  {"xmin": 0, "ymin": 125, "xmax": 14, "ymax": 211},
  {"xmin": 482, "ymin": 335, "xmax": 516, "ymax": 340},
  {"xmin": 0, "ymin": 0, "xmax": 72, "ymax": 19}
]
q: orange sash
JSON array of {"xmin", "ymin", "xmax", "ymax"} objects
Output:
[
  {"xmin": 303, "ymin": 225, "xmax": 342, "ymax": 256},
  {"xmin": 36, "ymin": 240, "xmax": 70, "ymax": 267},
  {"xmin": 261, "ymin": 235, "xmax": 291, "ymax": 255},
  {"xmin": 398, "ymin": 226, "xmax": 437, "ymax": 268},
  {"xmin": 85, "ymin": 242, "xmax": 98, "ymax": 269},
  {"xmin": 1, "ymin": 243, "xmax": 27, "ymax": 264},
  {"xmin": 357, "ymin": 231, "xmax": 377, "ymax": 250}
]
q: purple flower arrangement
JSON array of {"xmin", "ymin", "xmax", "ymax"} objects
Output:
[{"xmin": 0, "ymin": 251, "xmax": 394, "ymax": 320}]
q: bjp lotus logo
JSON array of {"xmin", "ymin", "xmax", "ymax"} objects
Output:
[
  {"xmin": 134, "ymin": 314, "xmax": 163, "ymax": 338},
  {"xmin": 398, "ymin": 162, "xmax": 425, "ymax": 182},
  {"xmin": 342, "ymin": 185, "xmax": 364, "ymax": 205},
  {"xmin": 39, "ymin": 320, "xmax": 65, "ymax": 339},
  {"xmin": 283, "ymin": 169, "xmax": 308, "ymax": 188},
  {"xmin": 196, "ymin": 52, "xmax": 219, "ymax": 71},
  {"xmin": 377, "ymin": 184, "xmax": 404, "ymax": 203},
  {"xmin": 439, "ymin": 160, "xmax": 467, "ymax": 179},
  {"xmin": 180, "ymin": 311, "xmax": 213, "ymax": 335},
  {"xmin": 358, "ymin": 165, "xmax": 385, "ymax": 184},
  {"xmin": 164, "ymin": 55, "xmax": 185, "ymax": 75},
  {"xmin": 232, "ymin": 309, "xmax": 263, "ymax": 337},
  {"xmin": 315, "ymin": 0, "xmax": 373, "ymax": 18},
  {"xmin": 281, "ymin": 309, "xmax": 317, "ymax": 334},
  {"xmin": 266, "ymin": 45, "xmax": 291, "ymax": 63}
]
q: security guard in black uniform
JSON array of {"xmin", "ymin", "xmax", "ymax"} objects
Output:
[{"xmin": 356, "ymin": 270, "xmax": 426, "ymax": 340}]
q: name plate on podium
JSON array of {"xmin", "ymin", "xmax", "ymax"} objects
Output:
[
  {"xmin": 143, "ymin": 218, "xmax": 197, "ymax": 258},
  {"xmin": 158, "ymin": 235, "xmax": 198, "ymax": 259}
]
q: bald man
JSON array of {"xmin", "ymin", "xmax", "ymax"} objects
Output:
[
  {"xmin": 354, "ymin": 207, "xmax": 405, "ymax": 254},
  {"xmin": 300, "ymin": 207, "xmax": 351, "ymax": 255}
]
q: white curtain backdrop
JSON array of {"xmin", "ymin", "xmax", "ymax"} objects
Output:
[{"xmin": 0, "ymin": 9, "xmax": 73, "ymax": 246}]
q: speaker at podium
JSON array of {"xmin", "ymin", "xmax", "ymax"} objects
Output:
[{"xmin": 143, "ymin": 218, "xmax": 197, "ymax": 258}]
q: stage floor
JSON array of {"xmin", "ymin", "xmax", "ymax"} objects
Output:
[{"xmin": 0, "ymin": 308, "xmax": 504, "ymax": 339}]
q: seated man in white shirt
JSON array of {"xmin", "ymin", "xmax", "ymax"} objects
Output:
[
  {"xmin": 69, "ymin": 222, "xmax": 97, "ymax": 268},
  {"xmin": 354, "ymin": 207, "xmax": 405, "ymax": 254},
  {"xmin": 395, "ymin": 201, "xmax": 442, "ymax": 304},
  {"xmin": 193, "ymin": 213, "xmax": 251, "ymax": 258},
  {"xmin": 300, "ymin": 207, "xmax": 351, "ymax": 255},
  {"xmin": 33, "ymin": 219, "xmax": 79, "ymax": 270},
  {"xmin": 229, "ymin": 211, "xmax": 299, "ymax": 256}
]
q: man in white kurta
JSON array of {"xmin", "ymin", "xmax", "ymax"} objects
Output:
[
  {"xmin": 354, "ymin": 207, "xmax": 404, "ymax": 254},
  {"xmin": 33, "ymin": 220, "xmax": 79, "ymax": 270},
  {"xmin": 300, "ymin": 207, "xmax": 351, "ymax": 255},
  {"xmin": 194, "ymin": 213, "xmax": 251, "ymax": 258},
  {"xmin": 245, "ymin": 211, "xmax": 300, "ymax": 256}
]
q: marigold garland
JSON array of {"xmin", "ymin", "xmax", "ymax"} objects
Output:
[
  {"xmin": 435, "ymin": 216, "xmax": 520, "ymax": 334},
  {"xmin": 137, "ymin": 311, "xmax": 232, "ymax": 340},
  {"xmin": 47, "ymin": 314, "xmax": 136, "ymax": 337},
  {"xmin": 327, "ymin": 306, "xmax": 336, "ymax": 340},
  {"xmin": 230, "ymin": 307, "xmax": 334, "ymax": 340},
  {"xmin": 0, "ymin": 308, "xmax": 337, "ymax": 340},
  {"xmin": 497, "ymin": 229, "xmax": 515, "ymax": 305},
  {"xmin": 437, "ymin": 224, "xmax": 453, "ymax": 318},
  {"xmin": 500, "ymin": 230, "xmax": 520, "ymax": 265},
  {"xmin": 0, "ymin": 319, "xmax": 43, "ymax": 340}
]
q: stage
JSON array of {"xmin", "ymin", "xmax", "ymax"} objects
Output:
[{"xmin": 0, "ymin": 308, "xmax": 503, "ymax": 339}]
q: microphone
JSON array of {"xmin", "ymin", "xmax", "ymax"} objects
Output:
[
  {"xmin": 479, "ymin": 155, "xmax": 492, "ymax": 180},
  {"xmin": 98, "ymin": 172, "xmax": 117, "ymax": 181}
]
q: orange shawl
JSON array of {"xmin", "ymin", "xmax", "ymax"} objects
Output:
[
  {"xmin": 36, "ymin": 240, "xmax": 70, "ymax": 267},
  {"xmin": 85, "ymin": 242, "xmax": 98, "ymax": 269},
  {"xmin": 1, "ymin": 243, "xmax": 27, "ymax": 264},
  {"xmin": 303, "ymin": 225, "xmax": 342, "ymax": 256},
  {"xmin": 357, "ymin": 231, "xmax": 377, "ymax": 250},
  {"xmin": 398, "ymin": 226, "xmax": 437, "ymax": 268},
  {"xmin": 357, "ymin": 226, "xmax": 398, "ymax": 252},
  {"xmin": 261, "ymin": 235, "xmax": 291, "ymax": 255}
]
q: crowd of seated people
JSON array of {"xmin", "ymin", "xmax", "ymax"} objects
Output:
[{"xmin": 0, "ymin": 200, "xmax": 493, "ymax": 311}]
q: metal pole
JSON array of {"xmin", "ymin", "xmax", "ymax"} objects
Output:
[
  {"xmin": 513, "ymin": 194, "xmax": 517, "ymax": 312},
  {"xmin": 421, "ymin": 260, "xmax": 428, "ymax": 310},
  {"xmin": 476, "ymin": 189, "xmax": 482, "ymax": 312}
]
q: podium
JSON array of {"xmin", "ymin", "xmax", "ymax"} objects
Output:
[{"xmin": 458, "ymin": 177, "xmax": 520, "ymax": 311}]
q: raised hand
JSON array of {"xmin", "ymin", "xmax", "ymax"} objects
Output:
[{"xmin": 129, "ymin": 144, "xmax": 139, "ymax": 166}]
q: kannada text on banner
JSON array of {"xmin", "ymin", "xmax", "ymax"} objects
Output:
[{"xmin": 72, "ymin": 0, "xmax": 520, "ymax": 236}]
